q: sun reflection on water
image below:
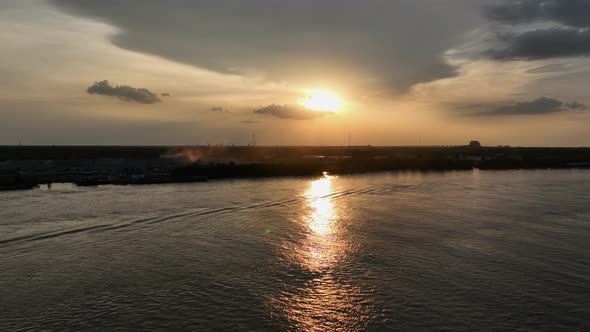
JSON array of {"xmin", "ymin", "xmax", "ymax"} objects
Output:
[
  {"xmin": 307, "ymin": 175, "xmax": 335, "ymax": 237},
  {"xmin": 300, "ymin": 175, "xmax": 346, "ymax": 272},
  {"xmin": 269, "ymin": 175, "xmax": 376, "ymax": 331}
]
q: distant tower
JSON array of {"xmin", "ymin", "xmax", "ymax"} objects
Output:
[
  {"xmin": 252, "ymin": 132, "xmax": 257, "ymax": 147},
  {"xmin": 348, "ymin": 132, "xmax": 351, "ymax": 147}
]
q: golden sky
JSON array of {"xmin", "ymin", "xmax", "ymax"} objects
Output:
[{"xmin": 1, "ymin": 0, "xmax": 590, "ymax": 146}]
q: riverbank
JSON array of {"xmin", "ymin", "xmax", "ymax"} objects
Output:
[{"xmin": 2, "ymin": 145, "xmax": 590, "ymax": 190}]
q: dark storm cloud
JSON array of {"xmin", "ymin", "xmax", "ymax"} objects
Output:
[
  {"xmin": 488, "ymin": 28, "xmax": 590, "ymax": 60},
  {"xmin": 485, "ymin": 1, "xmax": 590, "ymax": 60},
  {"xmin": 486, "ymin": 0, "xmax": 590, "ymax": 28},
  {"xmin": 473, "ymin": 97, "xmax": 587, "ymax": 116},
  {"xmin": 254, "ymin": 104, "xmax": 331, "ymax": 120},
  {"xmin": 87, "ymin": 80, "xmax": 161, "ymax": 104},
  {"xmin": 49, "ymin": 0, "xmax": 487, "ymax": 92}
]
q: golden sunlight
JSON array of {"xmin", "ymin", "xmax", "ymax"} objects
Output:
[
  {"xmin": 302, "ymin": 90, "xmax": 341, "ymax": 112},
  {"xmin": 269, "ymin": 174, "xmax": 373, "ymax": 330},
  {"xmin": 306, "ymin": 175, "xmax": 335, "ymax": 237}
]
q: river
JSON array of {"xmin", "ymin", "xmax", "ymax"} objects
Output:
[{"xmin": 1, "ymin": 170, "xmax": 589, "ymax": 330}]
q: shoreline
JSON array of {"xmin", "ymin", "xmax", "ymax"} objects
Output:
[
  {"xmin": 3, "ymin": 145, "xmax": 590, "ymax": 191},
  {"xmin": 3, "ymin": 166, "xmax": 590, "ymax": 191}
]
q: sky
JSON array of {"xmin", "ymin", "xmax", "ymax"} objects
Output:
[{"xmin": 1, "ymin": 0, "xmax": 590, "ymax": 146}]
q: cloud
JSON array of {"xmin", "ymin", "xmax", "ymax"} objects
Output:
[
  {"xmin": 485, "ymin": 1, "xmax": 590, "ymax": 60},
  {"xmin": 565, "ymin": 101, "xmax": 588, "ymax": 110},
  {"xmin": 488, "ymin": 28, "xmax": 590, "ymax": 60},
  {"xmin": 210, "ymin": 106, "xmax": 229, "ymax": 112},
  {"xmin": 526, "ymin": 63, "xmax": 572, "ymax": 74},
  {"xmin": 50, "ymin": 0, "xmax": 488, "ymax": 93},
  {"xmin": 485, "ymin": 0, "xmax": 590, "ymax": 28},
  {"xmin": 253, "ymin": 104, "xmax": 332, "ymax": 120},
  {"xmin": 161, "ymin": 92, "xmax": 171, "ymax": 97},
  {"xmin": 87, "ymin": 80, "xmax": 161, "ymax": 104},
  {"xmin": 240, "ymin": 119, "xmax": 260, "ymax": 124},
  {"xmin": 472, "ymin": 97, "xmax": 587, "ymax": 116}
]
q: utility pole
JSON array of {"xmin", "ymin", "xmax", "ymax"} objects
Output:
[
  {"xmin": 252, "ymin": 132, "xmax": 256, "ymax": 147},
  {"xmin": 348, "ymin": 132, "xmax": 351, "ymax": 148}
]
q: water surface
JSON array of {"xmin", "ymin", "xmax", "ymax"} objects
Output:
[{"xmin": 1, "ymin": 170, "xmax": 589, "ymax": 330}]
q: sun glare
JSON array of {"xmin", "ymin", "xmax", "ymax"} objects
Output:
[{"xmin": 302, "ymin": 90, "xmax": 341, "ymax": 112}]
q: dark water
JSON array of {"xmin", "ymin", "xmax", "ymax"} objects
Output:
[{"xmin": 1, "ymin": 170, "xmax": 589, "ymax": 331}]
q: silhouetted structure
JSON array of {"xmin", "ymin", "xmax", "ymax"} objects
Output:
[
  {"xmin": 469, "ymin": 140, "xmax": 482, "ymax": 148},
  {"xmin": 2, "ymin": 145, "xmax": 590, "ymax": 190}
]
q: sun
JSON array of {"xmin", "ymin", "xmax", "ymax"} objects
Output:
[{"xmin": 302, "ymin": 90, "xmax": 341, "ymax": 112}]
